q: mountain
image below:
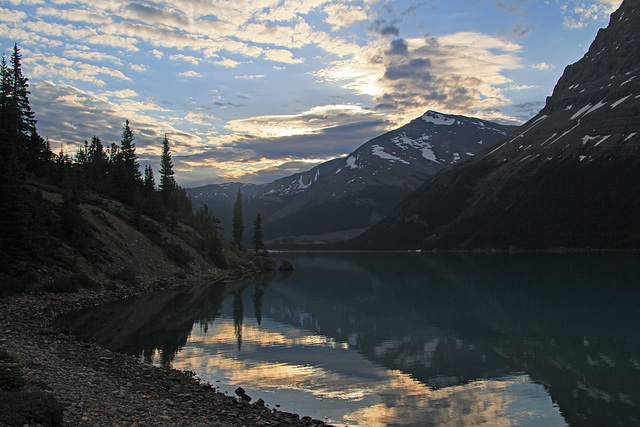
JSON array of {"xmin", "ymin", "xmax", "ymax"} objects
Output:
[
  {"xmin": 349, "ymin": 0, "xmax": 640, "ymax": 250},
  {"xmin": 188, "ymin": 112, "xmax": 515, "ymax": 246}
]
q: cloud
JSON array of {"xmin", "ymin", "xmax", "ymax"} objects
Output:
[
  {"xmin": 170, "ymin": 54, "xmax": 201, "ymax": 65},
  {"xmin": 62, "ymin": 48, "xmax": 123, "ymax": 65},
  {"xmin": 532, "ymin": 62, "xmax": 554, "ymax": 70},
  {"xmin": 225, "ymin": 104, "xmax": 383, "ymax": 138},
  {"xmin": 130, "ymin": 63, "xmax": 149, "ymax": 72},
  {"xmin": 179, "ymin": 70, "xmax": 202, "ymax": 77},
  {"xmin": 370, "ymin": 21, "xmax": 400, "ymax": 37},
  {"xmin": 561, "ymin": 0, "xmax": 622, "ymax": 29},
  {"xmin": 235, "ymin": 74, "xmax": 265, "ymax": 79},
  {"xmin": 386, "ymin": 38, "xmax": 409, "ymax": 55},
  {"xmin": 0, "ymin": 7, "xmax": 27, "ymax": 22},
  {"xmin": 104, "ymin": 89, "xmax": 139, "ymax": 99},
  {"xmin": 181, "ymin": 117, "xmax": 391, "ymax": 184},
  {"xmin": 30, "ymin": 80, "xmax": 197, "ymax": 160},
  {"xmin": 316, "ymin": 32, "xmax": 523, "ymax": 122},
  {"xmin": 185, "ymin": 111, "xmax": 215, "ymax": 125},
  {"xmin": 324, "ymin": 4, "xmax": 368, "ymax": 31},
  {"xmin": 24, "ymin": 53, "xmax": 132, "ymax": 86},
  {"xmin": 123, "ymin": 2, "xmax": 191, "ymax": 28},
  {"xmin": 215, "ymin": 58, "xmax": 240, "ymax": 68},
  {"xmin": 263, "ymin": 48, "xmax": 304, "ymax": 64}
]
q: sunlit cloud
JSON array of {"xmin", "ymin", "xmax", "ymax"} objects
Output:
[
  {"xmin": 179, "ymin": 70, "xmax": 202, "ymax": 77},
  {"xmin": 185, "ymin": 111, "xmax": 215, "ymax": 125},
  {"xmin": 170, "ymin": 53, "xmax": 201, "ymax": 65},
  {"xmin": 316, "ymin": 32, "xmax": 523, "ymax": 122},
  {"xmin": 130, "ymin": 63, "xmax": 149, "ymax": 72},
  {"xmin": 532, "ymin": 62, "xmax": 553, "ymax": 70},
  {"xmin": 104, "ymin": 88, "xmax": 139, "ymax": 99},
  {"xmin": 263, "ymin": 48, "xmax": 304, "ymax": 64},
  {"xmin": 226, "ymin": 104, "xmax": 380, "ymax": 138},
  {"xmin": 235, "ymin": 74, "xmax": 265, "ymax": 79},
  {"xmin": 324, "ymin": 4, "xmax": 368, "ymax": 31},
  {"xmin": 0, "ymin": 7, "xmax": 27, "ymax": 22},
  {"xmin": 214, "ymin": 58, "xmax": 241, "ymax": 68}
]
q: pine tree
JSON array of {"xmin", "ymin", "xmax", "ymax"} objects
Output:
[
  {"xmin": 87, "ymin": 135, "xmax": 108, "ymax": 190},
  {"xmin": 143, "ymin": 165, "xmax": 156, "ymax": 195},
  {"xmin": 120, "ymin": 120, "xmax": 141, "ymax": 181},
  {"xmin": 0, "ymin": 55, "xmax": 12, "ymax": 154},
  {"xmin": 232, "ymin": 187, "xmax": 244, "ymax": 248},
  {"xmin": 159, "ymin": 134, "xmax": 175, "ymax": 202},
  {"xmin": 0, "ymin": 44, "xmax": 42, "ymax": 170},
  {"xmin": 8, "ymin": 43, "xmax": 36, "ymax": 139},
  {"xmin": 252, "ymin": 213, "xmax": 264, "ymax": 255}
]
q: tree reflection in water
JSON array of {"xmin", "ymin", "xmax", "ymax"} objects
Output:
[{"xmin": 57, "ymin": 253, "xmax": 640, "ymax": 426}]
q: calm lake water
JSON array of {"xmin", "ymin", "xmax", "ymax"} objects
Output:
[{"xmin": 58, "ymin": 252, "xmax": 640, "ymax": 426}]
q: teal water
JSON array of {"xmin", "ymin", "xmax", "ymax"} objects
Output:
[{"xmin": 58, "ymin": 252, "xmax": 640, "ymax": 426}]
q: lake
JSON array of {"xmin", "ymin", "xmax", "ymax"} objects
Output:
[{"xmin": 57, "ymin": 252, "xmax": 640, "ymax": 426}]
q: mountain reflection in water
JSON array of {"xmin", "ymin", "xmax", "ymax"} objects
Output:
[{"xmin": 57, "ymin": 252, "xmax": 640, "ymax": 426}]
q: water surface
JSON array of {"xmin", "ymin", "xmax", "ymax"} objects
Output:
[{"xmin": 58, "ymin": 252, "xmax": 640, "ymax": 426}]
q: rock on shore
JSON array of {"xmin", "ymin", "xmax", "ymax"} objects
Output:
[{"xmin": 0, "ymin": 270, "xmax": 330, "ymax": 427}]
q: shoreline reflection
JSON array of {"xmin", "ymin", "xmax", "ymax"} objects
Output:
[{"xmin": 57, "ymin": 252, "xmax": 640, "ymax": 426}]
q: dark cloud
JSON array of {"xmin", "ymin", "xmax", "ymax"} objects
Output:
[
  {"xmin": 386, "ymin": 38, "xmax": 409, "ymax": 55},
  {"xmin": 513, "ymin": 101, "xmax": 544, "ymax": 109},
  {"xmin": 229, "ymin": 119, "xmax": 390, "ymax": 160},
  {"xmin": 124, "ymin": 2, "xmax": 190, "ymax": 27},
  {"xmin": 383, "ymin": 58, "xmax": 432, "ymax": 82},
  {"xmin": 370, "ymin": 20, "xmax": 400, "ymax": 36},
  {"xmin": 213, "ymin": 101, "xmax": 244, "ymax": 108},
  {"xmin": 167, "ymin": 119, "xmax": 392, "ymax": 186},
  {"xmin": 380, "ymin": 25, "xmax": 400, "ymax": 36}
]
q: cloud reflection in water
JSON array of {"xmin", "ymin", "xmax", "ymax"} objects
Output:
[{"xmin": 157, "ymin": 317, "xmax": 565, "ymax": 426}]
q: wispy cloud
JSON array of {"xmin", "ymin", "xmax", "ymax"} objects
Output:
[{"xmin": 561, "ymin": 0, "xmax": 622, "ymax": 29}]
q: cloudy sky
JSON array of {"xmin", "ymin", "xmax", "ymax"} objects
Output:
[{"xmin": 0, "ymin": 0, "xmax": 623, "ymax": 187}]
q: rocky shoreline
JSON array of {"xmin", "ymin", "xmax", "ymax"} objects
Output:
[{"xmin": 0, "ymin": 269, "xmax": 331, "ymax": 426}]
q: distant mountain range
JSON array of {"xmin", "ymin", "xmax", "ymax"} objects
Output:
[
  {"xmin": 188, "ymin": 111, "xmax": 515, "ymax": 246},
  {"xmin": 347, "ymin": 0, "xmax": 640, "ymax": 250}
]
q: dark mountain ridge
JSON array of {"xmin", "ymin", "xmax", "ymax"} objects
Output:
[
  {"xmin": 189, "ymin": 111, "xmax": 514, "ymax": 246},
  {"xmin": 348, "ymin": 0, "xmax": 640, "ymax": 250}
]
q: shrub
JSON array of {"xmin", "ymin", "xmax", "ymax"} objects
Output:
[{"xmin": 0, "ymin": 391, "xmax": 63, "ymax": 426}]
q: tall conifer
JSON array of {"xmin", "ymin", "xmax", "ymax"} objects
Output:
[
  {"xmin": 232, "ymin": 187, "xmax": 244, "ymax": 248},
  {"xmin": 159, "ymin": 134, "xmax": 175, "ymax": 201},
  {"xmin": 9, "ymin": 43, "xmax": 36, "ymax": 138}
]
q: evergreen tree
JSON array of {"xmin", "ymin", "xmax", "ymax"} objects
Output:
[
  {"xmin": 143, "ymin": 164, "xmax": 156, "ymax": 195},
  {"xmin": 87, "ymin": 135, "xmax": 108, "ymax": 190},
  {"xmin": 232, "ymin": 187, "xmax": 244, "ymax": 248},
  {"xmin": 9, "ymin": 43, "xmax": 36, "ymax": 138},
  {"xmin": 252, "ymin": 213, "xmax": 264, "ymax": 255},
  {"xmin": 0, "ymin": 44, "xmax": 45, "ymax": 172},
  {"xmin": 0, "ymin": 54, "xmax": 12, "ymax": 154},
  {"xmin": 159, "ymin": 134, "xmax": 175, "ymax": 201},
  {"xmin": 120, "ymin": 120, "xmax": 141, "ymax": 181}
]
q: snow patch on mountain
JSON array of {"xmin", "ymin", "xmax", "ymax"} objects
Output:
[
  {"xmin": 346, "ymin": 156, "xmax": 358, "ymax": 169},
  {"xmin": 571, "ymin": 104, "xmax": 593, "ymax": 120},
  {"xmin": 392, "ymin": 133, "xmax": 440, "ymax": 164},
  {"xmin": 422, "ymin": 111, "xmax": 457, "ymax": 126},
  {"xmin": 611, "ymin": 95, "xmax": 631, "ymax": 108},
  {"xmin": 371, "ymin": 145, "xmax": 409, "ymax": 164}
]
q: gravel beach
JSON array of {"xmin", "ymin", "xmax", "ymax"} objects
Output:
[{"xmin": 0, "ymin": 270, "xmax": 331, "ymax": 427}]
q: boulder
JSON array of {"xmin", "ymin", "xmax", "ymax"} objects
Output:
[
  {"xmin": 279, "ymin": 259, "xmax": 294, "ymax": 271},
  {"xmin": 252, "ymin": 256, "xmax": 276, "ymax": 271}
]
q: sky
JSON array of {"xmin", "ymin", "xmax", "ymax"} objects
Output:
[{"xmin": 0, "ymin": 0, "xmax": 623, "ymax": 187}]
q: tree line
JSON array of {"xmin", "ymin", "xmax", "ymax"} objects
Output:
[{"xmin": 0, "ymin": 44, "xmax": 226, "ymax": 281}]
